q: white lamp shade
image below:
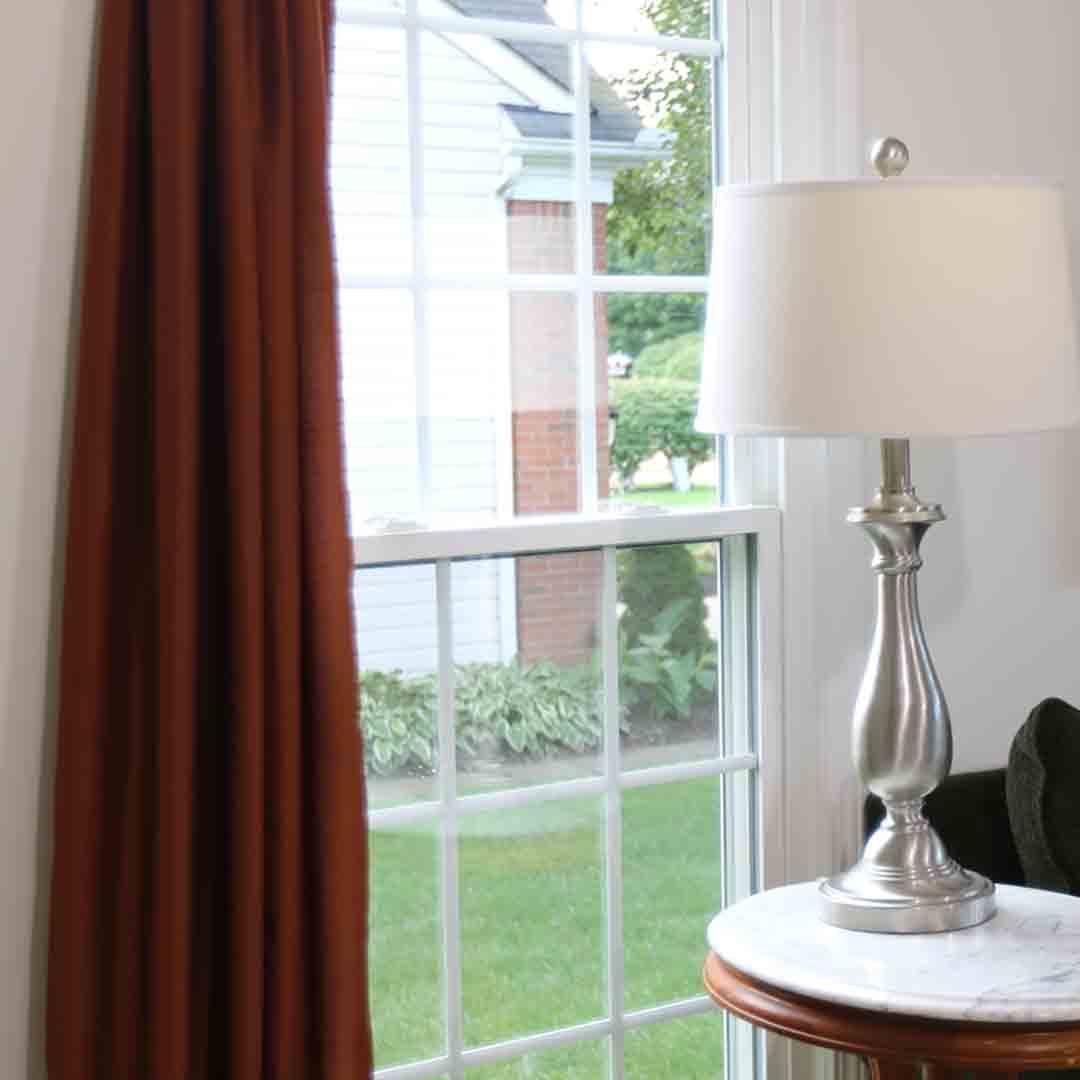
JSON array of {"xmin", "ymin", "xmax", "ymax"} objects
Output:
[{"xmin": 696, "ymin": 179, "xmax": 1080, "ymax": 437}]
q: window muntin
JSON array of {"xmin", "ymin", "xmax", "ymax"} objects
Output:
[
  {"xmin": 333, "ymin": 0, "xmax": 723, "ymax": 528},
  {"xmin": 355, "ymin": 514, "xmax": 774, "ymax": 1079}
]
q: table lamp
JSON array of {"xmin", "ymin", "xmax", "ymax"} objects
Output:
[{"xmin": 697, "ymin": 138, "xmax": 1080, "ymax": 933}]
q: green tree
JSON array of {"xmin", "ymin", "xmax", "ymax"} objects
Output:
[
  {"xmin": 606, "ymin": 0, "xmax": 712, "ymax": 355},
  {"xmin": 610, "ymin": 377, "xmax": 713, "ymax": 484},
  {"xmin": 618, "ymin": 546, "xmax": 710, "ymax": 660},
  {"xmin": 606, "ymin": 275, "xmax": 703, "ymax": 357},
  {"xmin": 632, "ymin": 331, "xmax": 704, "ymax": 382}
]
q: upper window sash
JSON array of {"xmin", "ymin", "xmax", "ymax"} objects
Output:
[{"xmin": 353, "ymin": 505, "xmax": 776, "ymax": 567}]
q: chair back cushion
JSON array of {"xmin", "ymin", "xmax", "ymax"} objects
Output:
[{"xmin": 1007, "ymin": 697, "xmax": 1080, "ymax": 895}]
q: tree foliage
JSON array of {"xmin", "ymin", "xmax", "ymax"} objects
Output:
[
  {"xmin": 618, "ymin": 547, "xmax": 710, "ymax": 659},
  {"xmin": 606, "ymin": 0, "xmax": 712, "ymax": 358},
  {"xmin": 606, "ymin": 285, "xmax": 703, "ymax": 358},
  {"xmin": 610, "ymin": 377, "xmax": 713, "ymax": 482},
  {"xmin": 632, "ymin": 331, "xmax": 704, "ymax": 382}
]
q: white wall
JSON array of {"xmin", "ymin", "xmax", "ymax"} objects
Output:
[
  {"xmin": 791, "ymin": 0, "xmax": 1080, "ymax": 882},
  {"xmin": 0, "ymin": 0, "xmax": 96, "ymax": 1076},
  {"xmin": 859, "ymin": 0, "xmax": 1080, "ymax": 766}
]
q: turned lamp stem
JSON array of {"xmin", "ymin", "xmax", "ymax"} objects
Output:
[
  {"xmin": 817, "ymin": 438, "xmax": 996, "ymax": 932},
  {"xmin": 880, "ymin": 437, "xmax": 912, "ymax": 495}
]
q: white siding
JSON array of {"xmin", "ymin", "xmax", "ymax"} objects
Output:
[
  {"xmin": 332, "ymin": 27, "xmax": 543, "ymax": 671},
  {"xmin": 353, "ymin": 559, "xmax": 513, "ymax": 674}
]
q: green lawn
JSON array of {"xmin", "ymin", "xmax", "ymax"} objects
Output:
[
  {"xmin": 369, "ymin": 778, "xmax": 725, "ymax": 1078},
  {"xmin": 610, "ymin": 483, "xmax": 719, "ymax": 509}
]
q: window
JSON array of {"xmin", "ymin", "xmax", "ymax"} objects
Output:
[{"xmin": 331, "ymin": 1, "xmax": 783, "ymax": 1077}]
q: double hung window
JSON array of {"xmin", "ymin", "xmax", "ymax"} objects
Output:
[{"xmin": 332, "ymin": 1, "xmax": 781, "ymax": 1076}]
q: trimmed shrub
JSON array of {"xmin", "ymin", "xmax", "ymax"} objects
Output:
[
  {"xmin": 632, "ymin": 331, "xmax": 704, "ymax": 382},
  {"xmin": 610, "ymin": 377, "xmax": 713, "ymax": 484},
  {"xmin": 617, "ymin": 544, "xmax": 710, "ymax": 660}
]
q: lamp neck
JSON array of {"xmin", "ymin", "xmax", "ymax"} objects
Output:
[
  {"xmin": 880, "ymin": 438, "xmax": 912, "ymax": 495},
  {"xmin": 848, "ymin": 438, "xmax": 944, "ymax": 525}
]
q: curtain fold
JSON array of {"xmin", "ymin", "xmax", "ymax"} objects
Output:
[{"xmin": 46, "ymin": 0, "xmax": 372, "ymax": 1076}]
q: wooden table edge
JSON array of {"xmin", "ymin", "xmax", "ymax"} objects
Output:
[{"xmin": 703, "ymin": 950, "xmax": 1080, "ymax": 1073}]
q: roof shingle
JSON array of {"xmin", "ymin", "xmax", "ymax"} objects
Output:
[{"xmin": 446, "ymin": 0, "xmax": 643, "ymax": 143}]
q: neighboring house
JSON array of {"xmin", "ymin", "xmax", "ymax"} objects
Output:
[{"xmin": 334, "ymin": 0, "xmax": 664, "ymax": 674}]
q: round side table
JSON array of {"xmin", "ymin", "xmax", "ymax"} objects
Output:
[{"xmin": 704, "ymin": 882, "xmax": 1080, "ymax": 1079}]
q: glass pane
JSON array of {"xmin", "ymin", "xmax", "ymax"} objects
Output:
[
  {"xmin": 581, "ymin": 0, "xmax": 712, "ymax": 37},
  {"xmin": 624, "ymin": 1013, "xmax": 724, "ymax": 1080},
  {"xmin": 422, "ymin": 31, "xmax": 576, "ymax": 274},
  {"xmin": 369, "ymin": 819, "xmax": 444, "ymax": 1069},
  {"xmin": 622, "ymin": 777, "xmax": 722, "ymax": 1010},
  {"xmin": 616, "ymin": 542, "xmax": 721, "ymax": 768},
  {"xmin": 460, "ymin": 798, "xmax": 605, "ymax": 1046},
  {"xmin": 339, "ymin": 289, "xmax": 419, "ymax": 527},
  {"xmin": 426, "ymin": 289, "xmax": 607, "ymax": 519},
  {"xmin": 330, "ymin": 27, "xmax": 411, "ymax": 274},
  {"xmin": 453, "ymin": 555, "xmax": 603, "ymax": 795},
  {"xmin": 426, "ymin": 290, "xmax": 507, "ymax": 519},
  {"xmin": 467, "ymin": 1040, "xmax": 608, "ymax": 1079},
  {"xmin": 504, "ymin": 290, "xmax": 595, "ymax": 514},
  {"xmin": 601, "ymin": 293, "xmax": 716, "ymax": 510},
  {"xmin": 590, "ymin": 44, "xmax": 714, "ymax": 276},
  {"xmin": 356, "ymin": 563, "xmax": 439, "ymax": 808}
]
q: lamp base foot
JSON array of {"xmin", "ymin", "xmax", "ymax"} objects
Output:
[{"xmin": 818, "ymin": 865, "xmax": 996, "ymax": 934}]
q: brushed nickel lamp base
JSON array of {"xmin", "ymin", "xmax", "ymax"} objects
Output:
[{"xmin": 817, "ymin": 438, "xmax": 996, "ymax": 933}]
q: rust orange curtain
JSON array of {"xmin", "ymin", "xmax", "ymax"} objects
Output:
[{"xmin": 46, "ymin": 0, "xmax": 372, "ymax": 1077}]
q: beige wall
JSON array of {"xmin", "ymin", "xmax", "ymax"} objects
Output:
[
  {"xmin": 787, "ymin": 0, "xmax": 1080, "ymax": 906},
  {"xmin": 851, "ymin": 0, "xmax": 1080, "ymax": 773},
  {"xmin": 778, "ymin": 0, "xmax": 1080, "ymax": 898},
  {"xmin": 0, "ymin": 0, "xmax": 95, "ymax": 1075}
]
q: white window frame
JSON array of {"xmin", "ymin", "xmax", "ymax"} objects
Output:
[
  {"xmin": 725, "ymin": 0, "xmax": 868, "ymax": 886},
  {"xmin": 356, "ymin": 508, "xmax": 784, "ymax": 1080},
  {"xmin": 728, "ymin": 4, "xmax": 863, "ymax": 1080}
]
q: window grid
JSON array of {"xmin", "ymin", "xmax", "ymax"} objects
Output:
[
  {"xmin": 374, "ymin": 996, "xmax": 725, "ymax": 1080},
  {"xmin": 339, "ymin": 274, "xmax": 712, "ymax": 293},
  {"xmin": 369, "ymin": 753, "xmax": 759, "ymax": 833},
  {"xmin": 338, "ymin": 0, "xmax": 725, "ymax": 513},
  {"xmin": 338, "ymin": 1, "xmax": 765, "ymax": 1074},
  {"xmin": 358, "ymin": 509, "xmax": 776, "ymax": 1080}
]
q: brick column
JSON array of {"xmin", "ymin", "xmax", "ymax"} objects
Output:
[{"xmin": 507, "ymin": 200, "xmax": 610, "ymax": 666}]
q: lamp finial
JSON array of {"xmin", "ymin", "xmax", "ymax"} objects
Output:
[{"xmin": 870, "ymin": 136, "xmax": 910, "ymax": 178}]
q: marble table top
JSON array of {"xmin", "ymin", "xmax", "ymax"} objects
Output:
[{"xmin": 707, "ymin": 882, "xmax": 1080, "ymax": 1023}]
